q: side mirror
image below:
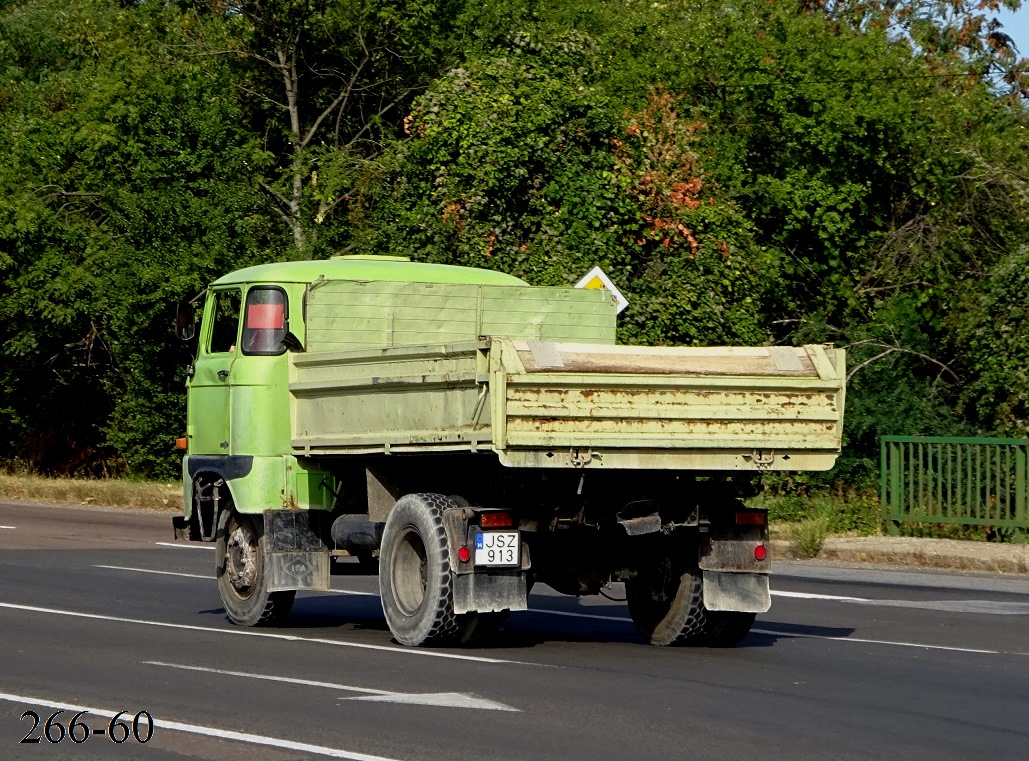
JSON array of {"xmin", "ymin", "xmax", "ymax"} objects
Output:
[
  {"xmin": 175, "ymin": 301, "xmax": 196, "ymax": 341},
  {"xmin": 282, "ymin": 330, "xmax": 304, "ymax": 352}
]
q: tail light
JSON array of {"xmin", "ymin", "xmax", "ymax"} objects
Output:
[
  {"xmin": 479, "ymin": 512, "xmax": 514, "ymax": 528},
  {"xmin": 735, "ymin": 511, "xmax": 766, "ymax": 526}
]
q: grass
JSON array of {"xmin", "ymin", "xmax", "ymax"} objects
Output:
[
  {"xmin": 758, "ymin": 489, "xmax": 874, "ymax": 558},
  {"xmin": 755, "ymin": 488, "xmax": 1029, "ymax": 545},
  {"xmin": 0, "ymin": 474, "xmax": 180, "ymax": 511},
  {"xmin": 753, "ymin": 489, "xmax": 882, "ymax": 537},
  {"xmin": 788, "ymin": 516, "xmax": 830, "ymax": 558}
]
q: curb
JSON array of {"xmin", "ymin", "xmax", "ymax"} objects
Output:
[{"xmin": 771, "ymin": 537, "xmax": 1029, "ymax": 575}]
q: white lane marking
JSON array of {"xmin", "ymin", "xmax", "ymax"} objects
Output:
[
  {"xmin": 751, "ymin": 628, "xmax": 1003, "ymax": 655},
  {"xmin": 0, "ymin": 602, "xmax": 532, "ymax": 666},
  {"xmin": 520, "ymin": 609, "xmax": 631, "ymax": 623},
  {"xmin": 156, "ymin": 541, "xmax": 214, "ymax": 550},
  {"xmin": 773, "ymin": 590, "xmax": 866, "ymax": 602},
  {"xmin": 143, "ymin": 661, "xmax": 518, "ymax": 711},
  {"xmin": 97, "ymin": 565, "xmax": 209, "ymax": 580},
  {"xmin": 772, "ymin": 590, "xmax": 1029, "ymax": 616},
  {"xmin": 0, "ymin": 525, "xmax": 16, "ymax": 529},
  {"xmin": 0, "ymin": 691, "xmax": 403, "ymax": 761},
  {"xmin": 96, "ymin": 565, "xmax": 381, "ymax": 596}
]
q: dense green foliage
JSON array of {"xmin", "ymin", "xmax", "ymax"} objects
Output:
[{"xmin": 1, "ymin": 0, "xmax": 1027, "ymax": 482}]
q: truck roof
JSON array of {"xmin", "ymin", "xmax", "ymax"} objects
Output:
[{"xmin": 211, "ymin": 256, "xmax": 528, "ymax": 287}]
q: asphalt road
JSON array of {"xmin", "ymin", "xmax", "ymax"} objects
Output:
[{"xmin": 1, "ymin": 501, "xmax": 1027, "ymax": 761}]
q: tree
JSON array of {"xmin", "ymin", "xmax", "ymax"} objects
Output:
[
  {"xmin": 956, "ymin": 246, "xmax": 1029, "ymax": 438},
  {"xmin": 0, "ymin": 0, "xmax": 274, "ymax": 477},
  {"xmin": 810, "ymin": 0, "xmax": 1029, "ymax": 98},
  {"xmin": 533, "ymin": 0, "xmax": 1029, "ymax": 478},
  {"xmin": 353, "ymin": 30, "xmax": 777, "ymax": 346},
  {"xmin": 178, "ymin": 0, "xmax": 470, "ymax": 254},
  {"xmin": 2, "ymin": 0, "xmax": 1027, "ymax": 480}
]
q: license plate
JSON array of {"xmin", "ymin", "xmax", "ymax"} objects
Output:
[{"xmin": 474, "ymin": 531, "xmax": 520, "ymax": 566}]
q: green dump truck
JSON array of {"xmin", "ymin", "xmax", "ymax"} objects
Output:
[{"xmin": 174, "ymin": 255, "xmax": 846, "ymax": 647}]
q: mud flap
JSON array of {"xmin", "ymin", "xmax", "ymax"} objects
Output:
[
  {"xmin": 264, "ymin": 509, "xmax": 330, "ymax": 592},
  {"xmin": 266, "ymin": 551, "xmax": 330, "ymax": 592},
  {"xmin": 452, "ymin": 572, "xmax": 528, "ymax": 615},
  {"xmin": 702, "ymin": 571, "xmax": 771, "ymax": 613}
]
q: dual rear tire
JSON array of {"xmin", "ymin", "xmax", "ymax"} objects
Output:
[{"xmin": 626, "ymin": 551, "xmax": 755, "ymax": 647}]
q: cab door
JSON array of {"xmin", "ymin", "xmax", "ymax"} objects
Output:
[{"xmin": 186, "ymin": 288, "xmax": 242, "ymax": 454}]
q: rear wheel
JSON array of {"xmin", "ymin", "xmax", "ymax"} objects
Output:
[
  {"xmin": 705, "ymin": 611, "xmax": 757, "ymax": 647},
  {"xmin": 217, "ymin": 511, "xmax": 295, "ymax": 627},
  {"xmin": 379, "ymin": 493, "xmax": 461, "ymax": 646},
  {"xmin": 626, "ymin": 555, "xmax": 711, "ymax": 646},
  {"xmin": 457, "ymin": 610, "xmax": 511, "ymax": 645},
  {"xmin": 625, "ymin": 542, "xmax": 754, "ymax": 647}
]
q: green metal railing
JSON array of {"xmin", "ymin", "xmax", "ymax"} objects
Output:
[{"xmin": 880, "ymin": 436, "xmax": 1029, "ymax": 534}]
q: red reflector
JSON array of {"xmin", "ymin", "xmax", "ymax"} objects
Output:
[
  {"xmin": 754, "ymin": 545, "xmax": 768, "ymax": 561},
  {"xmin": 457, "ymin": 546, "xmax": 471, "ymax": 563},
  {"xmin": 479, "ymin": 512, "xmax": 514, "ymax": 528},
  {"xmin": 736, "ymin": 511, "xmax": 766, "ymax": 525}
]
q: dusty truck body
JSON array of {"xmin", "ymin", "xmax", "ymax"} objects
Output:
[{"xmin": 175, "ymin": 256, "xmax": 845, "ymax": 647}]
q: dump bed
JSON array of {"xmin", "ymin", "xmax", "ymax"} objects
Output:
[{"xmin": 289, "ymin": 337, "xmax": 845, "ymax": 472}]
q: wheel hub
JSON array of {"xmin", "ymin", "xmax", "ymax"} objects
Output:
[
  {"xmin": 392, "ymin": 526, "xmax": 429, "ymax": 616},
  {"xmin": 226, "ymin": 523, "xmax": 258, "ymax": 596}
]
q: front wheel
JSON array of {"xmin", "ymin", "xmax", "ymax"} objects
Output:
[{"xmin": 217, "ymin": 512, "xmax": 295, "ymax": 627}]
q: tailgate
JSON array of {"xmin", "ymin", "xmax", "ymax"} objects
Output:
[{"xmin": 493, "ymin": 341, "xmax": 845, "ymax": 471}]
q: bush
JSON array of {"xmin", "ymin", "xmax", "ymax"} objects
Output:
[{"xmin": 789, "ymin": 516, "xmax": 830, "ymax": 559}]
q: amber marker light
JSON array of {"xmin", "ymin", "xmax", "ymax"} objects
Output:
[{"xmin": 175, "ymin": 437, "xmax": 188, "ymax": 451}]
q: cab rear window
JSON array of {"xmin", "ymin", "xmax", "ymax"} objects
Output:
[{"xmin": 242, "ymin": 287, "xmax": 287, "ymax": 356}]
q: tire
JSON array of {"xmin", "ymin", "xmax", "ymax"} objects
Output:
[
  {"xmin": 626, "ymin": 549, "xmax": 753, "ymax": 647},
  {"xmin": 456, "ymin": 610, "xmax": 511, "ymax": 645},
  {"xmin": 705, "ymin": 611, "xmax": 757, "ymax": 647},
  {"xmin": 217, "ymin": 511, "xmax": 295, "ymax": 627},
  {"xmin": 379, "ymin": 493, "xmax": 462, "ymax": 646},
  {"xmin": 626, "ymin": 555, "xmax": 710, "ymax": 646}
]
